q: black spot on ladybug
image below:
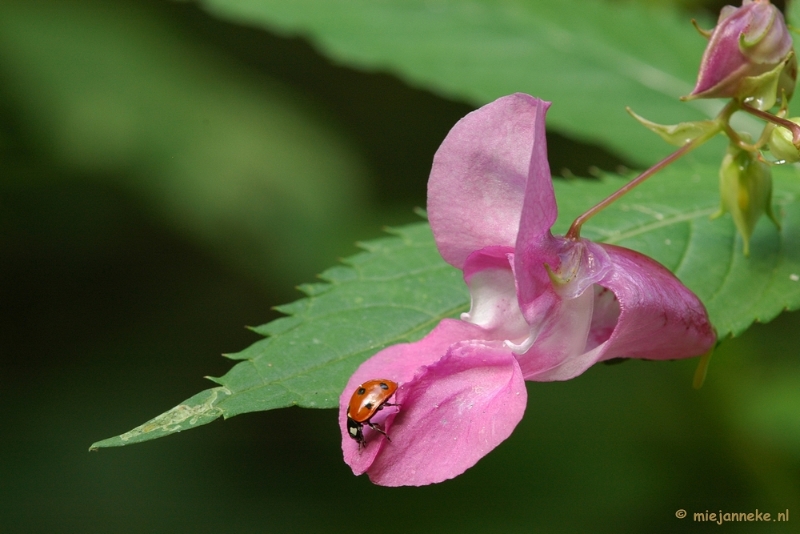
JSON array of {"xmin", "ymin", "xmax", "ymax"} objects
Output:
[{"xmin": 364, "ymin": 402, "xmax": 373, "ymax": 409}]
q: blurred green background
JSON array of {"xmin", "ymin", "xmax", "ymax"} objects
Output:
[{"xmin": 1, "ymin": 0, "xmax": 798, "ymax": 532}]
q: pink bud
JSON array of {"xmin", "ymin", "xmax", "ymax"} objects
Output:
[{"xmin": 686, "ymin": 0, "xmax": 794, "ymax": 107}]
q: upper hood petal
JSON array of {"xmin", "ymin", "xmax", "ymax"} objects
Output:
[
  {"xmin": 428, "ymin": 94, "xmax": 553, "ymax": 269},
  {"xmin": 513, "ymin": 97, "xmax": 561, "ymax": 327}
]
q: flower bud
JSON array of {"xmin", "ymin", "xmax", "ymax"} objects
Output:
[
  {"xmin": 684, "ymin": 0, "xmax": 795, "ymax": 110},
  {"xmin": 767, "ymin": 117, "xmax": 800, "ymax": 162},
  {"xmin": 715, "ymin": 145, "xmax": 779, "ymax": 255}
]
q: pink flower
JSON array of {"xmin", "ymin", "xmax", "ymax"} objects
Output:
[{"xmin": 339, "ymin": 94, "xmax": 716, "ymax": 486}]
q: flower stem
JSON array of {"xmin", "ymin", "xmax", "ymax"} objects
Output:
[
  {"xmin": 566, "ymin": 135, "xmax": 709, "ymax": 239},
  {"xmin": 566, "ymin": 102, "xmax": 736, "ymax": 240},
  {"xmin": 740, "ymin": 101, "xmax": 800, "ymax": 147}
]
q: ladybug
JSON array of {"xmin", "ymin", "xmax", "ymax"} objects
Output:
[{"xmin": 346, "ymin": 379, "xmax": 399, "ymax": 449}]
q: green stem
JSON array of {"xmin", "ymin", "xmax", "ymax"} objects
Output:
[
  {"xmin": 566, "ymin": 131, "xmax": 715, "ymax": 239},
  {"xmin": 565, "ymin": 102, "xmax": 736, "ymax": 240}
]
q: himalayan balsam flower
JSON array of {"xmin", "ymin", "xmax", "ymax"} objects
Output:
[
  {"xmin": 339, "ymin": 94, "xmax": 716, "ymax": 487},
  {"xmin": 685, "ymin": 0, "xmax": 795, "ymax": 110}
]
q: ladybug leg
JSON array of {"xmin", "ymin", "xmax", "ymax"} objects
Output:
[
  {"xmin": 374, "ymin": 401, "xmax": 400, "ymax": 413},
  {"xmin": 366, "ymin": 421, "xmax": 392, "ymax": 442}
]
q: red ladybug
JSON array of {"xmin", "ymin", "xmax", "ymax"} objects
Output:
[{"xmin": 346, "ymin": 379, "xmax": 398, "ymax": 449}]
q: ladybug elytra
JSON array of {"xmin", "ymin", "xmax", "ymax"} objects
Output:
[{"xmin": 346, "ymin": 379, "xmax": 398, "ymax": 449}]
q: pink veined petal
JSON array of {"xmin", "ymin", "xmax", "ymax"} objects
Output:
[
  {"xmin": 516, "ymin": 98, "xmax": 557, "ymax": 249},
  {"xmin": 513, "ymin": 98, "xmax": 560, "ymax": 327},
  {"xmin": 515, "ymin": 241, "xmax": 714, "ymax": 381},
  {"xmin": 340, "ymin": 319, "xmax": 491, "ymax": 473},
  {"xmin": 592, "ymin": 244, "xmax": 715, "ymax": 362},
  {"xmin": 364, "ymin": 340, "xmax": 527, "ymax": 486},
  {"xmin": 513, "ymin": 234, "xmax": 613, "ymax": 371},
  {"xmin": 546, "ymin": 239, "xmax": 612, "ymax": 300},
  {"xmin": 428, "ymin": 93, "xmax": 552, "ymax": 269}
]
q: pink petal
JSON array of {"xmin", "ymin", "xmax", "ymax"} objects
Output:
[
  {"xmin": 340, "ymin": 319, "xmax": 490, "ymax": 472},
  {"xmin": 592, "ymin": 244, "xmax": 716, "ymax": 362},
  {"xmin": 365, "ymin": 341, "xmax": 526, "ymax": 486},
  {"xmin": 428, "ymin": 94, "xmax": 552, "ymax": 269},
  {"xmin": 515, "ymin": 242, "xmax": 714, "ymax": 382},
  {"xmin": 516, "ymin": 98, "xmax": 558, "ymax": 251},
  {"xmin": 513, "ymin": 233, "xmax": 613, "ymax": 363},
  {"xmin": 512, "ymin": 98, "xmax": 560, "ymax": 327}
]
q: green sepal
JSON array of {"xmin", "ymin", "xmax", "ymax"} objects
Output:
[
  {"xmin": 738, "ymin": 54, "xmax": 794, "ymax": 110},
  {"xmin": 627, "ymin": 108, "xmax": 720, "ymax": 147},
  {"xmin": 691, "ymin": 18, "xmax": 713, "ymax": 39}
]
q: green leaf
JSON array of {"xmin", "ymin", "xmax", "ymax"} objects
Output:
[
  {"xmin": 90, "ymin": 223, "xmax": 466, "ymax": 449},
  {"xmin": 788, "ymin": 0, "xmax": 800, "ymax": 28},
  {"xmin": 182, "ymin": 0, "xmax": 727, "ymax": 166},
  {"xmin": 92, "ymin": 161, "xmax": 800, "ymax": 449}
]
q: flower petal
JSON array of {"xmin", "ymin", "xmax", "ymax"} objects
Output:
[
  {"xmin": 512, "ymin": 97, "xmax": 561, "ymax": 327},
  {"xmin": 515, "ymin": 242, "xmax": 714, "ymax": 382},
  {"xmin": 592, "ymin": 244, "xmax": 716, "ymax": 362},
  {"xmin": 516, "ymin": 98, "xmax": 558, "ymax": 251},
  {"xmin": 364, "ymin": 341, "xmax": 526, "ymax": 486},
  {"xmin": 340, "ymin": 319, "xmax": 490, "ymax": 473},
  {"xmin": 513, "ymin": 235, "xmax": 613, "ymax": 367},
  {"xmin": 428, "ymin": 94, "xmax": 552, "ymax": 269}
]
